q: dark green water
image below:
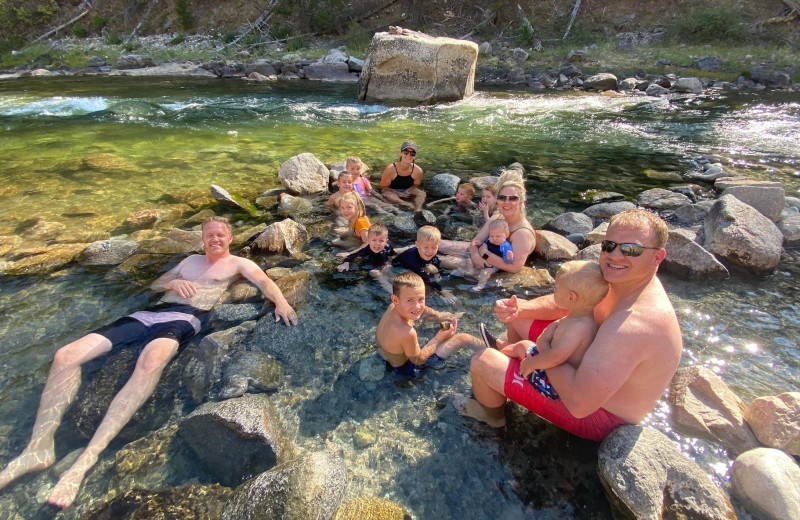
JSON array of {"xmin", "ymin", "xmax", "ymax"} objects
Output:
[{"xmin": 0, "ymin": 77, "xmax": 798, "ymax": 519}]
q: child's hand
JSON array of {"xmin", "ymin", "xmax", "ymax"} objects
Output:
[
  {"xmin": 471, "ymin": 239, "xmax": 482, "ymax": 248},
  {"xmin": 439, "ymin": 289, "xmax": 457, "ymax": 305},
  {"xmin": 479, "ymin": 201, "xmax": 490, "ymax": 219},
  {"xmin": 423, "ymin": 264, "xmax": 439, "ymax": 275},
  {"xmin": 506, "ymin": 251, "xmax": 514, "ymax": 262},
  {"xmin": 520, "ymin": 356, "xmax": 537, "ymax": 378},
  {"xmin": 336, "ymin": 262, "xmax": 349, "ymax": 272},
  {"xmin": 436, "ymin": 317, "xmax": 458, "ymax": 339},
  {"xmin": 498, "ymin": 339, "xmax": 532, "ymax": 359}
]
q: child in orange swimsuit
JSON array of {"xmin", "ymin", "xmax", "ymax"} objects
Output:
[{"xmin": 339, "ymin": 191, "xmax": 370, "ymax": 244}]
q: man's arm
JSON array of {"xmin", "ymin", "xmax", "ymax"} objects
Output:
[
  {"xmin": 519, "ymin": 320, "xmax": 589, "ymax": 376},
  {"xmin": 545, "ymin": 311, "xmax": 643, "ymax": 417},
  {"xmin": 150, "ymin": 257, "xmax": 195, "ymax": 298},
  {"xmin": 237, "ymin": 258, "xmax": 298, "ymax": 326},
  {"xmin": 494, "ymin": 294, "xmax": 569, "ymax": 323}
]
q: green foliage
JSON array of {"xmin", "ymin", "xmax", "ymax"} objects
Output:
[
  {"xmin": 72, "ymin": 22, "xmax": 88, "ymax": 38},
  {"xmin": 91, "ymin": 14, "xmax": 106, "ymax": 30},
  {"xmin": 174, "ymin": 0, "xmax": 193, "ymax": 31},
  {"xmin": 168, "ymin": 33, "xmax": 186, "ymax": 45},
  {"xmin": 286, "ymin": 35, "xmax": 308, "ymax": 51},
  {"xmin": 344, "ymin": 20, "xmax": 370, "ymax": 55},
  {"xmin": 516, "ymin": 16, "xmax": 535, "ymax": 46},
  {"xmin": 222, "ymin": 30, "xmax": 238, "ymax": 44},
  {"xmin": 270, "ymin": 24, "xmax": 292, "ymax": 41},
  {"xmin": 106, "ymin": 31, "xmax": 122, "ymax": 45},
  {"xmin": 670, "ymin": 7, "xmax": 748, "ymax": 44}
]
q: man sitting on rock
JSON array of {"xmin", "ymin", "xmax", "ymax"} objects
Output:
[
  {"xmin": 0, "ymin": 216, "xmax": 297, "ymax": 508},
  {"xmin": 455, "ymin": 209, "xmax": 683, "ymax": 441}
]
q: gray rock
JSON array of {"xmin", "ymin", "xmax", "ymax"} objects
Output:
[
  {"xmin": 305, "ymin": 62, "xmax": 358, "ymax": 82},
  {"xmin": 777, "ymin": 212, "xmax": 800, "ymax": 247},
  {"xmin": 635, "ymin": 188, "xmax": 692, "ymax": 210},
  {"xmin": 688, "ymin": 164, "xmax": 726, "ymax": 181},
  {"xmin": 583, "ymin": 201, "xmax": 636, "ymax": 219},
  {"xmin": 744, "ymin": 392, "xmax": 800, "ymax": 455},
  {"xmin": 714, "ymin": 176, "xmax": 783, "ymax": 191},
  {"xmin": 221, "ymin": 450, "xmax": 346, "ymax": 520},
  {"xmin": 750, "ymin": 67, "xmax": 792, "ymax": 89},
  {"xmin": 347, "ymin": 56, "xmax": 364, "ymax": 72},
  {"xmin": 413, "ymin": 209, "xmax": 436, "ymax": 227},
  {"xmin": 278, "ymin": 193, "xmax": 314, "ymax": 214},
  {"xmin": 574, "ymin": 190, "xmax": 626, "ymax": 205},
  {"xmin": 732, "ymin": 448, "xmax": 800, "ymax": 520},
  {"xmin": 385, "ymin": 213, "xmax": 418, "ymax": 239},
  {"xmin": 179, "ymin": 393, "xmax": 292, "ymax": 487},
  {"xmin": 697, "ymin": 56, "xmax": 722, "ymax": 71},
  {"xmin": 673, "ymin": 201, "xmax": 713, "ymax": 225},
  {"xmin": 278, "ymin": 153, "xmax": 329, "ymax": 195},
  {"xmin": 574, "ymin": 243, "xmax": 602, "ymax": 261},
  {"xmin": 80, "ymin": 239, "xmax": 139, "ymax": 266},
  {"xmin": 598, "ymin": 425, "xmax": 736, "ymax": 520},
  {"xmin": 618, "ymin": 77, "xmax": 638, "ymax": 91},
  {"xmin": 785, "ymin": 196, "xmax": 800, "ymax": 209},
  {"xmin": 116, "ymin": 54, "xmax": 155, "ymax": 69},
  {"xmin": 220, "ymin": 350, "xmax": 283, "ymax": 399},
  {"xmin": 547, "ymin": 212, "xmax": 594, "ymax": 235},
  {"xmin": 84, "ymin": 483, "xmax": 232, "ymax": 520},
  {"xmin": 668, "ymin": 366, "xmax": 759, "ymax": 455},
  {"xmin": 358, "ymin": 31, "xmax": 478, "ymax": 105},
  {"xmin": 511, "ymin": 47, "xmax": 529, "ymax": 63},
  {"xmin": 673, "ymin": 77, "xmax": 703, "ymax": 94},
  {"xmin": 319, "ymin": 49, "xmax": 348, "ymax": 63},
  {"xmin": 427, "ymin": 173, "xmax": 462, "ymax": 197},
  {"xmin": 583, "ymin": 73, "xmax": 618, "ymax": 91},
  {"xmin": 566, "ymin": 50, "xmax": 587, "ymax": 63},
  {"xmin": 478, "ymin": 42, "xmax": 492, "ymax": 56},
  {"xmin": 585, "ymin": 222, "xmax": 609, "ymax": 245},
  {"xmin": 506, "ymin": 67, "xmax": 526, "ymax": 84},
  {"xmin": 211, "ymin": 303, "xmax": 263, "ymax": 325},
  {"xmin": 210, "ymin": 184, "xmax": 257, "ymax": 216},
  {"xmin": 249, "ymin": 60, "xmax": 277, "ymax": 77},
  {"xmin": 251, "ymin": 218, "xmax": 309, "ymax": 258},
  {"xmin": 139, "ymin": 228, "xmax": 202, "ymax": 255},
  {"xmin": 663, "ymin": 229, "xmax": 728, "ymax": 279},
  {"xmin": 124, "ymin": 209, "xmax": 164, "ymax": 230},
  {"xmin": 645, "ymin": 83, "xmax": 669, "ymax": 96},
  {"xmin": 87, "ymin": 55, "xmax": 106, "ymax": 68},
  {"xmin": 534, "ymin": 230, "xmax": 578, "ymax": 260},
  {"xmin": 704, "ymin": 195, "xmax": 784, "ymax": 274},
  {"xmin": 720, "ymin": 185, "xmax": 785, "ymax": 222}
]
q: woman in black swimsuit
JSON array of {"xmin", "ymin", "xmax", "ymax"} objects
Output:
[{"xmin": 379, "ymin": 140, "xmax": 426, "ymax": 211}]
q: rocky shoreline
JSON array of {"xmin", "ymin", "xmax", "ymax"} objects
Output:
[{"xmin": 1, "ymin": 34, "xmax": 796, "ymax": 95}]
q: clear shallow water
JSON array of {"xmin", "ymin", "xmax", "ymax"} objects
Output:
[{"xmin": 0, "ymin": 77, "xmax": 798, "ymax": 519}]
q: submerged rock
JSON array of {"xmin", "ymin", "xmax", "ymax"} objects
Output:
[
  {"xmin": 80, "ymin": 239, "xmax": 140, "ymax": 266},
  {"xmin": 333, "ymin": 497, "xmax": 412, "ymax": 520},
  {"xmin": 0, "ymin": 242, "xmax": 86, "ymax": 275},
  {"xmin": 83, "ymin": 484, "xmax": 232, "ymax": 520},
  {"xmin": 179, "ymin": 393, "xmax": 292, "ymax": 487},
  {"xmin": 210, "ymin": 184, "xmax": 258, "ymax": 216},
  {"xmin": 598, "ymin": 425, "xmax": 735, "ymax": 519},
  {"xmin": 221, "ymin": 450, "xmax": 347, "ymax": 520},
  {"xmin": 219, "ymin": 350, "xmax": 283, "ymax": 399},
  {"xmin": 124, "ymin": 209, "xmax": 164, "ymax": 230}
]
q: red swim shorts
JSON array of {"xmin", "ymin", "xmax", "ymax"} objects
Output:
[{"xmin": 506, "ymin": 319, "xmax": 628, "ymax": 441}]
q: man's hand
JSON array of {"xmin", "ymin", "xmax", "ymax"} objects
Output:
[
  {"xmin": 494, "ymin": 295, "xmax": 519, "ymax": 323},
  {"xmin": 167, "ymin": 279, "xmax": 197, "ymax": 299},
  {"xmin": 336, "ymin": 262, "xmax": 350, "ymax": 272},
  {"xmin": 275, "ymin": 302, "xmax": 298, "ymax": 326}
]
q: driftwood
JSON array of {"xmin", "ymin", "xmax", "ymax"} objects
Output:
[
  {"xmin": 228, "ymin": 0, "xmax": 277, "ymax": 47},
  {"xmin": 31, "ymin": 10, "xmax": 90, "ymax": 43},
  {"xmin": 125, "ymin": 0, "xmax": 159, "ymax": 44},
  {"xmin": 461, "ymin": 8, "xmax": 497, "ymax": 39},
  {"xmin": 563, "ymin": 0, "xmax": 582, "ymax": 40}
]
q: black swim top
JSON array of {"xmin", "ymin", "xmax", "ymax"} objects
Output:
[{"xmin": 389, "ymin": 162, "xmax": 415, "ymax": 190}]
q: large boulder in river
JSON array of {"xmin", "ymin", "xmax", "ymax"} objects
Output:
[
  {"xmin": 635, "ymin": 188, "xmax": 692, "ymax": 210},
  {"xmin": 704, "ymin": 195, "xmax": 784, "ymax": 274},
  {"xmin": 720, "ymin": 184, "xmax": 785, "ymax": 221},
  {"xmin": 278, "ymin": 153, "xmax": 329, "ymax": 195},
  {"xmin": 358, "ymin": 29, "xmax": 478, "ymax": 105},
  {"xmin": 668, "ymin": 366, "xmax": 760, "ymax": 455},
  {"xmin": 80, "ymin": 239, "xmax": 139, "ymax": 266},
  {"xmin": 672, "ymin": 77, "xmax": 703, "ymax": 94},
  {"xmin": 732, "ymin": 448, "xmax": 800, "ymax": 520},
  {"xmin": 662, "ymin": 229, "xmax": 728, "ymax": 279},
  {"xmin": 534, "ymin": 230, "xmax": 578, "ymax": 260},
  {"xmin": 546, "ymin": 212, "xmax": 594, "ymax": 236},
  {"xmin": 598, "ymin": 425, "xmax": 736, "ymax": 520},
  {"xmin": 749, "ymin": 67, "xmax": 792, "ymax": 89},
  {"xmin": 179, "ymin": 393, "xmax": 292, "ymax": 487},
  {"xmin": 583, "ymin": 73, "xmax": 618, "ymax": 91},
  {"xmin": 221, "ymin": 450, "xmax": 347, "ymax": 520},
  {"xmin": 427, "ymin": 173, "xmax": 461, "ymax": 197},
  {"xmin": 250, "ymin": 218, "xmax": 309, "ymax": 258},
  {"xmin": 744, "ymin": 392, "xmax": 800, "ymax": 455}
]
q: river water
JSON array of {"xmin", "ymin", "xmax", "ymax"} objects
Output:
[{"xmin": 0, "ymin": 77, "xmax": 798, "ymax": 519}]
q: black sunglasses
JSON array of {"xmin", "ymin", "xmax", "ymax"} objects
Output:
[
  {"xmin": 601, "ymin": 240, "xmax": 660, "ymax": 257},
  {"xmin": 402, "ymin": 149, "xmax": 417, "ymax": 156},
  {"xmin": 496, "ymin": 194, "xmax": 520, "ymax": 201}
]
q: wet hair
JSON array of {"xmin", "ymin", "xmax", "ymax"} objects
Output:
[
  {"xmin": 609, "ymin": 209, "xmax": 668, "ymax": 248},
  {"xmin": 339, "ymin": 191, "xmax": 366, "ymax": 220},
  {"xmin": 416, "ymin": 225, "xmax": 441, "ymax": 244},
  {"xmin": 345, "ymin": 156, "xmax": 363, "ymax": 176},
  {"xmin": 393, "ymin": 271, "xmax": 425, "ymax": 295},
  {"xmin": 202, "ymin": 216, "xmax": 232, "ymax": 234},
  {"xmin": 368, "ymin": 222, "xmax": 388, "ymax": 238},
  {"xmin": 457, "ymin": 183, "xmax": 475, "ymax": 197},
  {"xmin": 488, "ymin": 218, "xmax": 510, "ymax": 235},
  {"xmin": 555, "ymin": 260, "xmax": 609, "ymax": 308},
  {"xmin": 495, "ymin": 169, "xmax": 527, "ymax": 215}
]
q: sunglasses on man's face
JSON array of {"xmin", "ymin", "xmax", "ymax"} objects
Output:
[
  {"xmin": 496, "ymin": 194, "xmax": 520, "ymax": 202},
  {"xmin": 402, "ymin": 149, "xmax": 416, "ymax": 156},
  {"xmin": 601, "ymin": 240, "xmax": 660, "ymax": 257}
]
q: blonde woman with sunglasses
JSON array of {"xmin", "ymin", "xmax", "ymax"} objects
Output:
[{"xmin": 380, "ymin": 140, "xmax": 426, "ymax": 211}]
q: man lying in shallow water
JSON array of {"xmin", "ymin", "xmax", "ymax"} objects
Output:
[{"xmin": 0, "ymin": 216, "xmax": 297, "ymax": 508}]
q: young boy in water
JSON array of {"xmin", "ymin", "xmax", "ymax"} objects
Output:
[
  {"xmin": 327, "ymin": 171, "xmax": 356, "ymax": 208},
  {"xmin": 472, "ymin": 219, "xmax": 513, "ymax": 292},
  {"xmin": 426, "ymin": 182, "xmax": 477, "ymax": 215},
  {"xmin": 487, "ymin": 260, "xmax": 609, "ymax": 400},
  {"xmin": 392, "ymin": 225, "xmax": 456, "ymax": 304},
  {"xmin": 337, "ymin": 223, "xmax": 396, "ymax": 272},
  {"xmin": 376, "ymin": 271, "xmax": 480, "ymax": 377}
]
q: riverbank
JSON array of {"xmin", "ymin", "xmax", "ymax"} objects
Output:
[{"xmin": 1, "ymin": 33, "xmax": 798, "ymax": 94}]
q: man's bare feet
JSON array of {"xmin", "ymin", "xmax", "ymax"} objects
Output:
[
  {"xmin": 47, "ymin": 465, "xmax": 87, "ymax": 508},
  {"xmin": 0, "ymin": 444, "xmax": 55, "ymax": 491},
  {"xmin": 452, "ymin": 393, "xmax": 507, "ymax": 428}
]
